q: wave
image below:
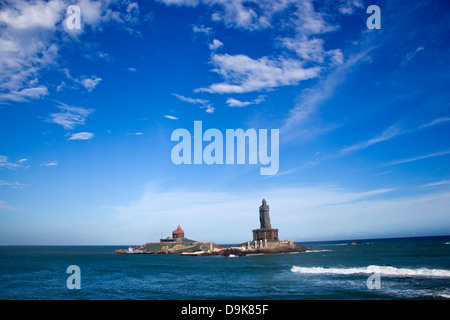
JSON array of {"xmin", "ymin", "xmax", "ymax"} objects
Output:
[
  {"xmin": 290, "ymin": 265, "xmax": 450, "ymax": 278},
  {"xmin": 304, "ymin": 249, "xmax": 332, "ymax": 253}
]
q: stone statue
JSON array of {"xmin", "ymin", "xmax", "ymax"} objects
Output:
[{"xmin": 259, "ymin": 199, "xmax": 271, "ymax": 229}]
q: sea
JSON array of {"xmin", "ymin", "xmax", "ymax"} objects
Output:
[{"xmin": 0, "ymin": 236, "xmax": 449, "ymax": 300}]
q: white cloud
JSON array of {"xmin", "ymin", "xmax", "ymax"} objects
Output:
[
  {"xmin": 338, "ymin": 0, "xmax": 364, "ymax": 15},
  {"xmin": 382, "ymin": 150, "xmax": 450, "ymax": 167},
  {"xmin": 281, "ymin": 37, "xmax": 326, "ymax": 63},
  {"xmin": 68, "ymin": 132, "xmax": 95, "ymax": 140},
  {"xmin": 196, "ymin": 54, "xmax": 320, "ymax": 93},
  {"xmin": 73, "ymin": 0, "xmax": 141, "ymax": 31},
  {"xmin": 0, "ymin": 180, "xmax": 26, "ymax": 190},
  {"xmin": 61, "ymin": 69, "xmax": 103, "ymax": 92},
  {"xmin": 226, "ymin": 98, "xmax": 252, "ymax": 108},
  {"xmin": 402, "ymin": 46, "xmax": 424, "ymax": 65},
  {"xmin": 157, "ymin": 0, "xmax": 199, "ymax": 7},
  {"xmin": 226, "ymin": 95, "xmax": 265, "ymax": 107},
  {"xmin": 210, "ymin": 0, "xmax": 300, "ymax": 31},
  {"xmin": 192, "ymin": 24, "xmax": 212, "ymax": 35},
  {"xmin": 0, "ymin": 0, "xmax": 64, "ymax": 30},
  {"xmin": 340, "ymin": 124, "xmax": 405, "ymax": 155},
  {"xmin": 209, "ymin": 39, "xmax": 223, "ymax": 50},
  {"xmin": 0, "ymin": 0, "xmax": 138, "ymax": 103},
  {"xmin": 339, "ymin": 116, "xmax": 450, "ymax": 157},
  {"xmin": 0, "ymin": 155, "xmax": 28, "ymax": 170},
  {"xmin": 83, "ymin": 51, "xmax": 114, "ymax": 62},
  {"xmin": 172, "ymin": 93, "xmax": 214, "ymax": 113},
  {"xmin": 162, "ymin": 0, "xmax": 342, "ymax": 113},
  {"xmin": 422, "ymin": 180, "xmax": 450, "ymax": 188},
  {"xmin": 172, "ymin": 93, "xmax": 209, "ymax": 105},
  {"xmin": 204, "ymin": 105, "xmax": 215, "ymax": 113},
  {"xmin": 47, "ymin": 102, "xmax": 94, "ymax": 130},
  {"xmin": 418, "ymin": 117, "xmax": 450, "ymax": 129},
  {"xmin": 162, "ymin": 0, "xmax": 336, "ymax": 33},
  {"xmin": 164, "ymin": 115, "xmax": 179, "ymax": 120},
  {"xmin": 0, "ymin": 0, "xmax": 63, "ymax": 102},
  {"xmin": 0, "ymin": 86, "xmax": 49, "ymax": 102},
  {"xmin": 281, "ymin": 49, "xmax": 370, "ymax": 142},
  {"xmin": 40, "ymin": 161, "xmax": 59, "ymax": 167},
  {"xmin": 78, "ymin": 76, "xmax": 103, "ymax": 91}
]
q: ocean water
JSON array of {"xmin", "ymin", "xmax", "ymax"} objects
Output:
[{"xmin": 0, "ymin": 236, "xmax": 449, "ymax": 300}]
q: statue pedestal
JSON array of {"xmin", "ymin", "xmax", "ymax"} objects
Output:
[{"xmin": 252, "ymin": 228, "xmax": 279, "ymax": 242}]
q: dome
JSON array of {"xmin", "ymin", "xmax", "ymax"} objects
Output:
[{"xmin": 172, "ymin": 225, "xmax": 184, "ymax": 235}]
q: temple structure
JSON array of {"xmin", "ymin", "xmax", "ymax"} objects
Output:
[
  {"xmin": 160, "ymin": 225, "xmax": 185, "ymax": 242},
  {"xmin": 252, "ymin": 199, "xmax": 279, "ymax": 242}
]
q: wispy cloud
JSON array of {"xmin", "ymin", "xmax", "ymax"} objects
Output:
[
  {"xmin": 47, "ymin": 102, "xmax": 94, "ymax": 130},
  {"xmin": 340, "ymin": 115, "xmax": 450, "ymax": 156},
  {"xmin": 338, "ymin": 0, "xmax": 364, "ymax": 15},
  {"xmin": 340, "ymin": 124, "xmax": 405, "ymax": 156},
  {"xmin": 418, "ymin": 117, "xmax": 450, "ymax": 129},
  {"xmin": 169, "ymin": 0, "xmax": 332, "ymax": 32},
  {"xmin": 401, "ymin": 46, "xmax": 424, "ymax": 65},
  {"xmin": 61, "ymin": 69, "xmax": 103, "ymax": 92},
  {"xmin": 225, "ymin": 98, "xmax": 252, "ymax": 108},
  {"xmin": 164, "ymin": 115, "xmax": 179, "ymax": 120},
  {"xmin": 0, "ymin": 155, "xmax": 28, "ymax": 170},
  {"xmin": 172, "ymin": 93, "xmax": 214, "ymax": 113},
  {"xmin": 68, "ymin": 132, "xmax": 95, "ymax": 140},
  {"xmin": 422, "ymin": 180, "xmax": 450, "ymax": 188},
  {"xmin": 281, "ymin": 49, "xmax": 370, "ymax": 143},
  {"xmin": 172, "ymin": 93, "xmax": 209, "ymax": 105},
  {"xmin": 382, "ymin": 149, "xmax": 450, "ymax": 167},
  {"xmin": 0, "ymin": 180, "xmax": 26, "ymax": 190},
  {"xmin": 40, "ymin": 161, "xmax": 58, "ymax": 167},
  {"xmin": 226, "ymin": 95, "xmax": 265, "ymax": 107}
]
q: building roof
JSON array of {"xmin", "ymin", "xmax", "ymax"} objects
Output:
[{"xmin": 172, "ymin": 225, "xmax": 184, "ymax": 234}]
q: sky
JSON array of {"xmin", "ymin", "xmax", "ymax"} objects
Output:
[{"xmin": 0, "ymin": 0, "xmax": 449, "ymax": 245}]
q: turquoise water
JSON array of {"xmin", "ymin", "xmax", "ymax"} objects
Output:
[{"xmin": 0, "ymin": 236, "xmax": 449, "ymax": 300}]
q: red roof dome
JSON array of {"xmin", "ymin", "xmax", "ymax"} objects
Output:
[{"xmin": 172, "ymin": 225, "xmax": 184, "ymax": 234}]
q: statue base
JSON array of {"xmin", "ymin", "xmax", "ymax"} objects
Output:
[{"xmin": 252, "ymin": 228, "xmax": 279, "ymax": 242}]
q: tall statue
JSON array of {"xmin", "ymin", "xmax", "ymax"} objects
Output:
[{"xmin": 259, "ymin": 199, "xmax": 271, "ymax": 229}]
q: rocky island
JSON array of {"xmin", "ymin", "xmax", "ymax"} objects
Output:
[{"xmin": 116, "ymin": 199, "xmax": 308, "ymax": 256}]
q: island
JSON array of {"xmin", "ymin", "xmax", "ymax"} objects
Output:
[{"xmin": 115, "ymin": 199, "xmax": 308, "ymax": 256}]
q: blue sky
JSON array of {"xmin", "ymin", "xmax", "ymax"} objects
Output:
[{"xmin": 0, "ymin": 0, "xmax": 449, "ymax": 245}]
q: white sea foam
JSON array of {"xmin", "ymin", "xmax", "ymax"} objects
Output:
[
  {"xmin": 303, "ymin": 249, "xmax": 332, "ymax": 253},
  {"xmin": 290, "ymin": 265, "xmax": 450, "ymax": 278}
]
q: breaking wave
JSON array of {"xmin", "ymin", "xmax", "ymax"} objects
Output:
[{"xmin": 290, "ymin": 265, "xmax": 450, "ymax": 278}]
